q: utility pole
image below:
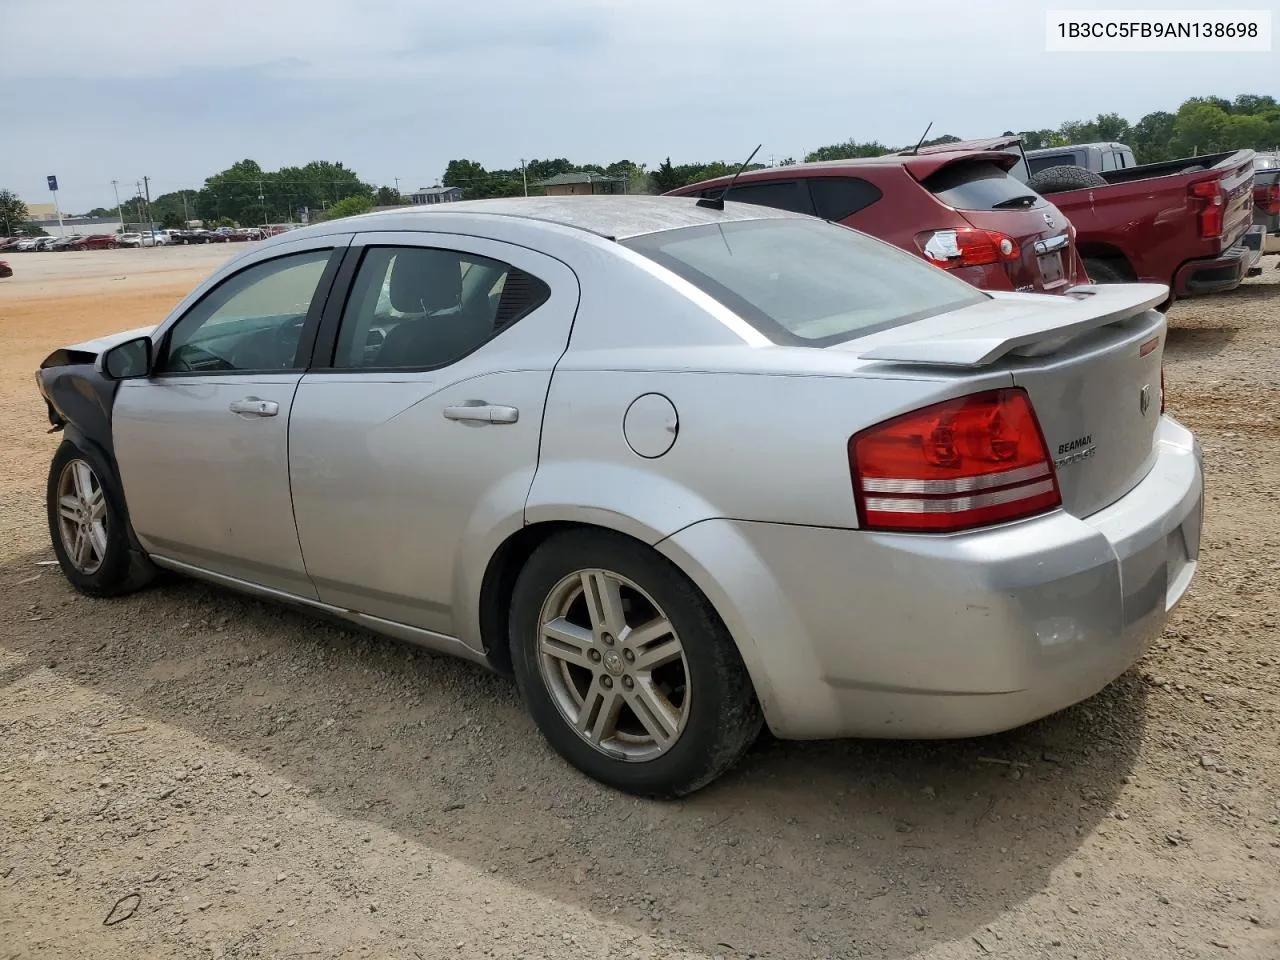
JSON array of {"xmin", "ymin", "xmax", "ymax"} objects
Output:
[
  {"xmin": 112, "ymin": 179, "xmax": 125, "ymax": 233},
  {"xmin": 394, "ymin": 176, "xmax": 400, "ymax": 198},
  {"xmin": 520, "ymin": 158, "xmax": 528, "ymax": 197},
  {"xmin": 181, "ymin": 191, "xmax": 189, "ymax": 225},
  {"xmin": 258, "ymin": 180, "xmax": 267, "ymax": 226},
  {"xmin": 141, "ymin": 176, "xmax": 155, "ymax": 241}
]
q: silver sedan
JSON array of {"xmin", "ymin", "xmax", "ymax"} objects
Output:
[{"xmin": 35, "ymin": 196, "xmax": 1203, "ymax": 797}]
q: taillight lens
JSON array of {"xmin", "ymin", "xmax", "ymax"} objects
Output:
[
  {"xmin": 1262, "ymin": 183, "xmax": 1280, "ymax": 216},
  {"xmin": 849, "ymin": 388, "xmax": 1062, "ymax": 534},
  {"xmin": 915, "ymin": 228, "xmax": 1021, "ymax": 269},
  {"xmin": 1190, "ymin": 180, "xmax": 1225, "ymax": 238}
]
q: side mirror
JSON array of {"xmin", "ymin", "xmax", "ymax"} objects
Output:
[{"xmin": 97, "ymin": 336, "xmax": 153, "ymax": 380}]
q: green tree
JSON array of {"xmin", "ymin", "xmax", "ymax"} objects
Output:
[
  {"xmin": 1093, "ymin": 112, "xmax": 1131, "ymax": 142},
  {"xmin": 323, "ymin": 195, "xmax": 373, "ymax": 220},
  {"xmin": 803, "ymin": 140, "xmax": 890, "ymax": 162},
  {"xmin": 197, "ymin": 159, "xmax": 373, "ymax": 225},
  {"xmin": 1128, "ymin": 111, "xmax": 1177, "ymax": 162},
  {"xmin": 85, "ymin": 206, "xmax": 116, "ymax": 218},
  {"xmin": 650, "ymin": 158, "xmax": 683, "ymax": 193},
  {"xmin": 375, "ymin": 186, "xmax": 401, "ymax": 206},
  {"xmin": 0, "ymin": 189, "xmax": 30, "ymax": 235}
]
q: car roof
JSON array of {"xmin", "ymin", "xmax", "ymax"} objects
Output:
[{"xmin": 267, "ymin": 195, "xmax": 806, "ymax": 246}]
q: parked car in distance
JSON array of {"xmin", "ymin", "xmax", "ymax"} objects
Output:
[
  {"xmin": 50, "ymin": 235, "xmax": 84, "ymax": 251},
  {"xmin": 1008, "ymin": 143, "xmax": 1259, "ymax": 304},
  {"xmin": 1251, "ymin": 152, "xmax": 1280, "ymax": 256},
  {"xmin": 117, "ymin": 232, "xmax": 158, "ymax": 248},
  {"xmin": 1024, "ymin": 142, "xmax": 1137, "ymax": 177},
  {"xmin": 34, "ymin": 236, "xmax": 57, "ymax": 251},
  {"xmin": 14, "ymin": 237, "xmax": 43, "ymax": 251},
  {"xmin": 70, "ymin": 234, "xmax": 119, "ymax": 251},
  {"xmin": 34, "ymin": 196, "xmax": 1203, "ymax": 797},
  {"xmin": 668, "ymin": 136, "xmax": 1088, "ymax": 295},
  {"xmin": 0, "ymin": 260, "xmax": 11, "ymax": 279},
  {"xmin": 0, "ymin": 237, "xmax": 20, "ymax": 251}
]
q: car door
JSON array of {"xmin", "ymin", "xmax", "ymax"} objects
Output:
[
  {"xmin": 111, "ymin": 237, "xmax": 348, "ymax": 596},
  {"xmin": 288, "ymin": 231, "xmax": 579, "ymax": 642}
]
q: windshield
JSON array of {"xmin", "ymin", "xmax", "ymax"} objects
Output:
[
  {"xmin": 622, "ymin": 218, "xmax": 986, "ymax": 346},
  {"xmin": 924, "ymin": 160, "xmax": 1045, "ymax": 211}
]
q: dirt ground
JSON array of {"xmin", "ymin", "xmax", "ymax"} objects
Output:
[{"xmin": 1, "ymin": 248, "xmax": 1278, "ymax": 960}]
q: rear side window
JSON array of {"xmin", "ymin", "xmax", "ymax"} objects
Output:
[
  {"xmin": 923, "ymin": 160, "xmax": 1045, "ymax": 211},
  {"xmin": 712, "ymin": 180, "xmax": 814, "ymax": 215},
  {"xmin": 808, "ymin": 177, "xmax": 883, "ymax": 221},
  {"xmin": 1026, "ymin": 152, "xmax": 1076, "ymax": 175},
  {"xmin": 622, "ymin": 218, "xmax": 985, "ymax": 347}
]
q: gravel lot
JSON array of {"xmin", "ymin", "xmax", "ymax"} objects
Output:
[{"xmin": 2, "ymin": 248, "xmax": 1278, "ymax": 960}]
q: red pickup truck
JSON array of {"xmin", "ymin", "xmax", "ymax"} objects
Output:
[{"xmin": 1010, "ymin": 147, "xmax": 1257, "ymax": 307}]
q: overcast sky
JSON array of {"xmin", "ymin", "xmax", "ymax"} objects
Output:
[{"xmin": 2, "ymin": 0, "xmax": 1275, "ymax": 211}]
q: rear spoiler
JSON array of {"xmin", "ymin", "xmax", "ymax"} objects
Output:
[{"xmin": 856, "ymin": 283, "xmax": 1169, "ymax": 367}]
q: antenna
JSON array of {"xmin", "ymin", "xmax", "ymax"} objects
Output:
[
  {"xmin": 696, "ymin": 144, "xmax": 763, "ymax": 210},
  {"xmin": 903, "ymin": 121, "xmax": 934, "ymax": 156}
]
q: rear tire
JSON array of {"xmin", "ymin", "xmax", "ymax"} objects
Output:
[
  {"xmin": 46, "ymin": 440, "xmax": 156, "ymax": 597},
  {"xmin": 1027, "ymin": 164, "xmax": 1107, "ymax": 194},
  {"xmin": 1082, "ymin": 257, "xmax": 1131, "ymax": 285},
  {"xmin": 510, "ymin": 529, "xmax": 763, "ymax": 798}
]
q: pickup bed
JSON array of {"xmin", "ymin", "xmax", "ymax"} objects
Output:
[{"xmin": 1011, "ymin": 148, "xmax": 1258, "ymax": 306}]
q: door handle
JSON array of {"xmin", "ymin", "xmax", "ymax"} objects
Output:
[
  {"xmin": 229, "ymin": 397, "xmax": 279, "ymax": 417},
  {"xmin": 443, "ymin": 402, "xmax": 519, "ymax": 424}
]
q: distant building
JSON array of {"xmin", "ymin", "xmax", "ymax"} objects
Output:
[
  {"xmin": 24, "ymin": 215, "xmax": 124, "ymax": 236},
  {"xmin": 24, "ymin": 202, "xmax": 57, "ymax": 219},
  {"xmin": 536, "ymin": 172, "xmax": 628, "ymax": 196},
  {"xmin": 408, "ymin": 185, "xmax": 462, "ymax": 205}
]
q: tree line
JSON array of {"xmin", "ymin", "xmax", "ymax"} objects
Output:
[{"xmin": 3, "ymin": 93, "xmax": 1278, "ymax": 236}]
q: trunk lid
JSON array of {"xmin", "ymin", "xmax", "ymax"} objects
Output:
[
  {"xmin": 848, "ymin": 283, "xmax": 1169, "ymax": 518},
  {"xmin": 916, "ymin": 157, "xmax": 1079, "ymax": 293}
]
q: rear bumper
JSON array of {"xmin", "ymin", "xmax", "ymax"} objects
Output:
[
  {"xmin": 1173, "ymin": 236, "xmax": 1260, "ymax": 296},
  {"xmin": 660, "ymin": 417, "xmax": 1203, "ymax": 740}
]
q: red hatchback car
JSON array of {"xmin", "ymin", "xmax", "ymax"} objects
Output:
[
  {"xmin": 668, "ymin": 137, "xmax": 1088, "ymax": 295},
  {"xmin": 70, "ymin": 234, "xmax": 119, "ymax": 250}
]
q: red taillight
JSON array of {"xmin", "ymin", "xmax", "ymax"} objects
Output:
[
  {"xmin": 849, "ymin": 389, "xmax": 1062, "ymax": 534},
  {"xmin": 915, "ymin": 228, "xmax": 1021, "ymax": 269},
  {"xmin": 1189, "ymin": 180, "xmax": 1225, "ymax": 238},
  {"xmin": 1261, "ymin": 183, "xmax": 1280, "ymax": 216}
]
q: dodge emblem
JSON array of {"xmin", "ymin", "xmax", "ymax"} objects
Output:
[
  {"xmin": 1042, "ymin": 212, "xmax": 1056, "ymax": 228},
  {"xmin": 1139, "ymin": 384, "xmax": 1151, "ymax": 416}
]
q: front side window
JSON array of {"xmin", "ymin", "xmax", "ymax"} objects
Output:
[
  {"xmin": 623, "ymin": 218, "xmax": 985, "ymax": 347},
  {"xmin": 332, "ymin": 246, "xmax": 549, "ymax": 370},
  {"xmin": 160, "ymin": 249, "xmax": 332, "ymax": 373}
]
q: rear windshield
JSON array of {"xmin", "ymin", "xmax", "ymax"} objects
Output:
[
  {"xmin": 1027, "ymin": 153, "xmax": 1077, "ymax": 175},
  {"xmin": 621, "ymin": 218, "xmax": 986, "ymax": 347},
  {"xmin": 1257, "ymin": 154, "xmax": 1279, "ymax": 170},
  {"xmin": 924, "ymin": 160, "xmax": 1046, "ymax": 211}
]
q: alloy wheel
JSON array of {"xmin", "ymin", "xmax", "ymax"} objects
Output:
[
  {"xmin": 56, "ymin": 459, "xmax": 108, "ymax": 575},
  {"xmin": 536, "ymin": 568, "xmax": 690, "ymax": 761}
]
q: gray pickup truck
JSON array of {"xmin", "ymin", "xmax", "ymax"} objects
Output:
[{"xmin": 1252, "ymin": 153, "xmax": 1280, "ymax": 258}]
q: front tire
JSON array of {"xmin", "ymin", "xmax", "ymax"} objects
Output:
[
  {"xmin": 510, "ymin": 529, "xmax": 763, "ymax": 798},
  {"xmin": 46, "ymin": 440, "xmax": 155, "ymax": 597}
]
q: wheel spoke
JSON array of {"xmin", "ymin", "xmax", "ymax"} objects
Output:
[
  {"xmin": 58, "ymin": 495, "xmax": 80, "ymax": 522},
  {"xmin": 576, "ymin": 678, "xmax": 623, "ymax": 745},
  {"xmin": 624, "ymin": 617, "xmax": 681, "ymax": 670},
  {"xmin": 86, "ymin": 486, "xmax": 106, "ymax": 522},
  {"xmin": 72, "ymin": 462, "xmax": 95, "ymax": 503},
  {"xmin": 540, "ymin": 617, "xmax": 595, "ymax": 669},
  {"xmin": 88, "ymin": 522, "xmax": 108, "ymax": 563},
  {"xmin": 624, "ymin": 678, "xmax": 681, "ymax": 747},
  {"xmin": 73, "ymin": 528, "xmax": 91, "ymax": 568},
  {"xmin": 580, "ymin": 571, "xmax": 626, "ymax": 637}
]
